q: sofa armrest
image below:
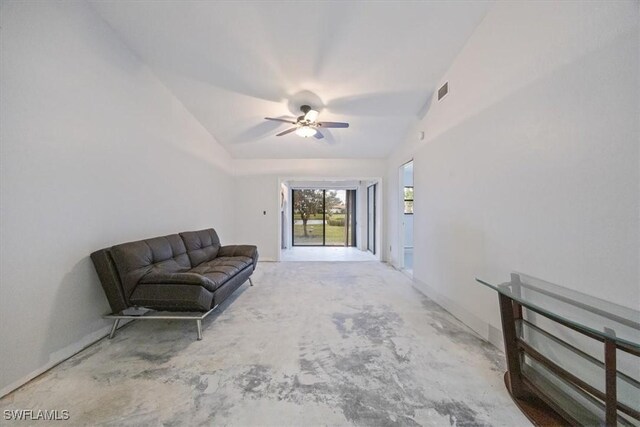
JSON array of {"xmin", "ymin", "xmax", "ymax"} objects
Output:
[
  {"xmin": 218, "ymin": 245, "xmax": 259, "ymax": 270},
  {"xmin": 140, "ymin": 272, "xmax": 216, "ymax": 292},
  {"xmin": 91, "ymin": 248, "xmax": 128, "ymax": 313}
]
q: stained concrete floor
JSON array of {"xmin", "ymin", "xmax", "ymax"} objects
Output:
[{"xmin": 0, "ymin": 262, "xmax": 530, "ymax": 426}]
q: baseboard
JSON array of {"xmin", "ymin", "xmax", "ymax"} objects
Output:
[
  {"xmin": 0, "ymin": 320, "xmax": 130, "ymax": 398},
  {"xmin": 411, "ymin": 277, "xmax": 504, "ymax": 351},
  {"xmin": 487, "ymin": 323, "xmax": 504, "ymax": 350}
]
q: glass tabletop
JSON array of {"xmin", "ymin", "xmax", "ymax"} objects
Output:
[{"xmin": 476, "ymin": 273, "xmax": 640, "ymax": 350}]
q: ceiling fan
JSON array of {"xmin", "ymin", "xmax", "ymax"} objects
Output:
[{"xmin": 264, "ymin": 105, "xmax": 349, "ymax": 139}]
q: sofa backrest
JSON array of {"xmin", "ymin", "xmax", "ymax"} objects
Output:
[
  {"xmin": 180, "ymin": 228, "xmax": 221, "ymax": 267},
  {"xmin": 109, "ymin": 234, "xmax": 191, "ymax": 304},
  {"xmin": 91, "ymin": 228, "xmax": 223, "ymax": 313}
]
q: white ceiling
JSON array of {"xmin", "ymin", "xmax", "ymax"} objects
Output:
[{"xmin": 91, "ymin": 1, "xmax": 490, "ymax": 159}]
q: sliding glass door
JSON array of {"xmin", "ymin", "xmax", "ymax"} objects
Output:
[
  {"xmin": 367, "ymin": 184, "xmax": 376, "ymax": 254},
  {"xmin": 292, "ymin": 189, "xmax": 356, "ymax": 246}
]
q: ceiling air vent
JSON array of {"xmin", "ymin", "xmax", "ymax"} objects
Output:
[{"xmin": 438, "ymin": 82, "xmax": 449, "ymax": 101}]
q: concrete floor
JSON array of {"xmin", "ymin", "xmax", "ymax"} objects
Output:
[
  {"xmin": 0, "ymin": 262, "xmax": 529, "ymax": 426},
  {"xmin": 281, "ymin": 246, "xmax": 377, "ymax": 262}
]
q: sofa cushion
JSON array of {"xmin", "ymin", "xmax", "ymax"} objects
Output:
[
  {"xmin": 129, "ymin": 283, "xmax": 213, "ymax": 312},
  {"xmin": 110, "ymin": 234, "xmax": 190, "ymax": 301},
  {"xmin": 189, "ymin": 256, "xmax": 253, "ymax": 291},
  {"xmin": 180, "ymin": 229, "xmax": 221, "ymax": 267},
  {"xmin": 139, "ymin": 271, "xmax": 217, "ymax": 292},
  {"xmin": 218, "ymin": 245, "xmax": 259, "ymax": 271}
]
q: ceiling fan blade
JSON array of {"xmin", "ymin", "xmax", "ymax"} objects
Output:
[
  {"xmin": 276, "ymin": 127, "xmax": 298, "ymax": 136},
  {"xmin": 304, "ymin": 109, "xmax": 319, "ymax": 123},
  {"xmin": 313, "ymin": 130, "xmax": 324, "ymax": 139},
  {"xmin": 265, "ymin": 117, "xmax": 297, "ymax": 124},
  {"xmin": 318, "ymin": 121, "xmax": 349, "ymax": 128}
]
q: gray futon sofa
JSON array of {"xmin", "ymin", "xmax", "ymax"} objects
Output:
[{"xmin": 91, "ymin": 228, "xmax": 258, "ymax": 339}]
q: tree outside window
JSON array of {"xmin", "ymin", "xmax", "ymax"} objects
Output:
[
  {"xmin": 404, "ymin": 186, "xmax": 413, "ymax": 214},
  {"xmin": 293, "ymin": 189, "xmax": 341, "ymax": 238}
]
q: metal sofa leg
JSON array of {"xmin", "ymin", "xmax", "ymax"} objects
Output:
[
  {"xmin": 249, "ymin": 278, "xmax": 254, "ymax": 286},
  {"xmin": 196, "ymin": 319, "xmax": 203, "ymax": 340},
  {"xmin": 109, "ymin": 319, "xmax": 120, "ymax": 339}
]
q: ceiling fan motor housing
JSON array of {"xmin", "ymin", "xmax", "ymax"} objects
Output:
[{"xmin": 298, "ymin": 105, "xmax": 317, "ymax": 125}]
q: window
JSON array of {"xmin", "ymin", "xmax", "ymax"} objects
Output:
[
  {"xmin": 404, "ymin": 186, "xmax": 413, "ymax": 214},
  {"xmin": 292, "ymin": 189, "xmax": 356, "ymax": 247}
]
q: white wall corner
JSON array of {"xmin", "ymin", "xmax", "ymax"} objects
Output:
[{"xmin": 411, "ymin": 276, "xmax": 504, "ymax": 351}]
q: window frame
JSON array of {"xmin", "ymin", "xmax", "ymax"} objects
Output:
[{"xmin": 403, "ymin": 186, "xmax": 414, "ymax": 215}]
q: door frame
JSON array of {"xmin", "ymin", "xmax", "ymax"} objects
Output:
[
  {"xmin": 276, "ymin": 177, "xmax": 384, "ymax": 261},
  {"xmin": 367, "ymin": 183, "xmax": 376, "ymax": 254},
  {"xmin": 398, "ymin": 160, "xmax": 414, "ymax": 271}
]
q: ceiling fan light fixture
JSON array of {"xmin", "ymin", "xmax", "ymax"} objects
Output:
[
  {"xmin": 265, "ymin": 106, "xmax": 349, "ymax": 138},
  {"xmin": 304, "ymin": 109, "xmax": 319, "ymax": 123},
  {"xmin": 295, "ymin": 126, "xmax": 317, "ymax": 138}
]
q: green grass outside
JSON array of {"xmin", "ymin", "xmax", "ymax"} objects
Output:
[{"xmin": 293, "ymin": 224, "xmax": 347, "ymax": 245}]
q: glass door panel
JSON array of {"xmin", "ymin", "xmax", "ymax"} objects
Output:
[
  {"xmin": 292, "ymin": 189, "xmax": 324, "ymax": 246},
  {"xmin": 292, "ymin": 189, "xmax": 354, "ymax": 247},
  {"xmin": 325, "ymin": 190, "xmax": 346, "ymax": 246}
]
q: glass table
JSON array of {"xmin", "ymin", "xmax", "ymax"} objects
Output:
[{"xmin": 477, "ymin": 273, "xmax": 639, "ymax": 426}]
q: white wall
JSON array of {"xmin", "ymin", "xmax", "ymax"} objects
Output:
[
  {"xmin": 234, "ymin": 175, "xmax": 281, "ymax": 261},
  {"xmin": 234, "ymin": 158, "xmax": 386, "ymax": 177},
  {"xmin": 280, "ymin": 182, "xmax": 290, "ymax": 250},
  {"xmin": 0, "ymin": 1, "xmax": 235, "ymax": 395},
  {"xmin": 233, "ymin": 159, "xmax": 385, "ymax": 261},
  {"xmin": 403, "ymin": 216, "xmax": 414, "ymax": 249},
  {"xmin": 386, "ymin": 1, "xmax": 639, "ymax": 346}
]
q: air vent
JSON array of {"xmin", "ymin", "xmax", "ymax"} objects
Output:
[{"xmin": 438, "ymin": 82, "xmax": 449, "ymax": 101}]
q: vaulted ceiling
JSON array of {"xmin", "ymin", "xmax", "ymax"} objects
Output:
[{"xmin": 91, "ymin": 1, "xmax": 490, "ymax": 159}]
